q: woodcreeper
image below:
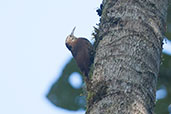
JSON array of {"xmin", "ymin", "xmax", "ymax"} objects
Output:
[{"xmin": 65, "ymin": 27, "xmax": 94, "ymax": 77}]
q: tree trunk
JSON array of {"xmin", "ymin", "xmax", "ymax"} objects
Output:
[{"xmin": 86, "ymin": 0, "xmax": 168, "ymax": 113}]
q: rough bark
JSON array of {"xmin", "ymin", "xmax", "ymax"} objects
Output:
[{"xmin": 86, "ymin": 0, "xmax": 168, "ymax": 114}]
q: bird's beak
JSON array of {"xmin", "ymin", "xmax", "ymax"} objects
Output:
[{"xmin": 71, "ymin": 27, "xmax": 76, "ymax": 36}]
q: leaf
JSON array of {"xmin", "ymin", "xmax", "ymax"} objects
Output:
[{"xmin": 46, "ymin": 58, "xmax": 86, "ymax": 110}]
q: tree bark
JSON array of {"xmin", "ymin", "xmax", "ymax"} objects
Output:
[{"xmin": 86, "ymin": 0, "xmax": 168, "ymax": 114}]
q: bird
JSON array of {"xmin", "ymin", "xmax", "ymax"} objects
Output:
[{"xmin": 65, "ymin": 27, "xmax": 94, "ymax": 77}]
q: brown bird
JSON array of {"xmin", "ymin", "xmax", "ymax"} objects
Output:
[{"xmin": 65, "ymin": 27, "xmax": 94, "ymax": 77}]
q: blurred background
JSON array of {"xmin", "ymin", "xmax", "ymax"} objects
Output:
[{"xmin": 0, "ymin": 0, "xmax": 170, "ymax": 114}]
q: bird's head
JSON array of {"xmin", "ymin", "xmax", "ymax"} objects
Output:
[{"xmin": 65, "ymin": 27, "xmax": 77, "ymax": 51}]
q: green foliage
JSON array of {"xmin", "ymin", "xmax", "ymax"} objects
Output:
[
  {"xmin": 155, "ymin": 54, "xmax": 171, "ymax": 114},
  {"xmin": 46, "ymin": 58, "xmax": 86, "ymax": 110},
  {"xmin": 154, "ymin": 4, "xmax": 171, "ymax": 113},
  {"xmin": 166, "ymin": 3, "xmax": 171, "ymax": 40}
]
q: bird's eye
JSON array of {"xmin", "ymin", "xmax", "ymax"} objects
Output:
[{"xmin": 66, "ymin": 43, "xmax": 72, "ymax": 50}]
